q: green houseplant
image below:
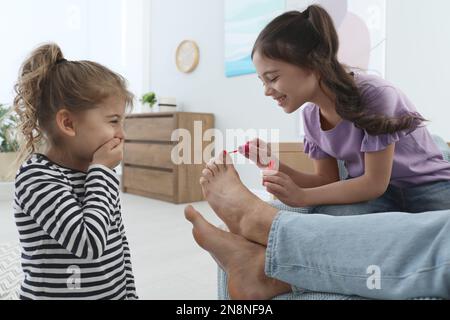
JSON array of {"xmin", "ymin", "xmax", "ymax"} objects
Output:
[
  {"xmin": 0, "ymin": 104, "xmax": 20, "ymax": 153},
  {"xmin": 0, "ymin": 104, "xmax": 20, "ymax": 181},
  {"xmin": 140, "ymin": 92, "xmax": 157, "ymax": 112}
]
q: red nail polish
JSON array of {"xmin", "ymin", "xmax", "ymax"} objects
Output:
[
  {"xmin": 230, "ymin": 142, "xmax": 250, "ymax": 155},
  {"xmin": 244, "ymin": 142, "xmax": 250, "ymax": 155}
]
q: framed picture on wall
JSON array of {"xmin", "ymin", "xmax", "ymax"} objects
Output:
[
  {"xmin": 287, "ymin": 0, "xmax": 387, "ymax": 77},
  {"xmin": 224, "ymin": 0, "xmax": 285, "ymax": 78},
  {"xmin": 225, "ymin": 0, "xmax": 386, "ymax": 79}
]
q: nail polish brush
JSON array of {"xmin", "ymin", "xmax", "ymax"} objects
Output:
[{"xmin": 228, "ymin": 142, "xmax": 250, "ymax": 155}]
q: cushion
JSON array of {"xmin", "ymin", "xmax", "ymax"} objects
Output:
[{"xmin": 0, "ymin": 243, "xmax": 22, "ymax": 300}]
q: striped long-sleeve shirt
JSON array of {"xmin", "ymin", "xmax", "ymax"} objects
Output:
[{"xmin": 13, "ymin": 154, "xmax": 138, "ymax": 300}]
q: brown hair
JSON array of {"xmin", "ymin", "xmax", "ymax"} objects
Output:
[
  {"xmin": 252, "ymin": 5, "xmax": 426, "ymax": 135},
  {"xmin": 13, "ymin": 43, "xmax": 134, "ymax": 159}
]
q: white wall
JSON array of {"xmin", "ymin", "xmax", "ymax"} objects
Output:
[
  {"xmin": 150, "ymin": 0, "xmax": 299, "ymax": 141},
  {"xmin": 386, "ymin": 0, "xmax": 450, "ymax": 141},
  {"xmin": 149, "ymin": 0, "xmax": 450, "ymax": 191},
  {"xmin": 0, "ymin": 0, "xmax": 148, "ymax": 106},
  {"xmin": 149, "ymin": 0, "xmax": 301, "ymax": 191}
]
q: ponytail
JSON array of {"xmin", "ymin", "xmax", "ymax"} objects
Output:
[
  {"xmin": 13, "ymin": 43, "xmax": 63, "ymax": 160},
  {"xmin": 13, "ymin": 43, "xmax": 134, "ymax": 161}
]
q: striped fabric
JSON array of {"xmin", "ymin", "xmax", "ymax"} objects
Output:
[{"xmin": 14, "ymin": 154, "xmax": 137, "ymax": 300}]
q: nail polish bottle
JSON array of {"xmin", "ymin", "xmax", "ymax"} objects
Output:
[{"xmin": 229, "ymin": 142, "xmax": 250, "ymax": 155}]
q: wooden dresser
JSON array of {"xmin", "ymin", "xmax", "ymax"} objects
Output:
[
  {"xmin": 276, "ymin": 141, "xmax": 450, "ymax": 174},
  {"xmin": 122, "ymin": 112, "xmax": 214, "ymax": 204},
  {"xmin": 274, "ymin": 143, "xmax": 315, "ymax": 174}
]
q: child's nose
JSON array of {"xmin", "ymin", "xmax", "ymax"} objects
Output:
[
  {"xmin": 264, "ymin": 85, "xmax": 274, "ymax": 97},
  {"xmin": 115, "ymin": 126, "xmax": 125, "ymax": 140}
]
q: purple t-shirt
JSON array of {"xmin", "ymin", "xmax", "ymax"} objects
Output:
[{"xmin": 302, "ymin": 73, "xmax": 450, "ymax": 188}]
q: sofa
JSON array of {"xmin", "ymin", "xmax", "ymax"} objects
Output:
[{"xmin": 218, "ymin": 135, "xmax": 450, "ymax": 300}]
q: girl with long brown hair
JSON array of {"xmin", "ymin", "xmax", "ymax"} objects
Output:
[{"xmin": 249, "ymin": 5, "xmax": 450, "ymax": 212}]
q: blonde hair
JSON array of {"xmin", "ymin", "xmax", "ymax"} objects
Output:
[{"xmin": 13, "ymin": 43, "xmax": 134, "ymax": 160}]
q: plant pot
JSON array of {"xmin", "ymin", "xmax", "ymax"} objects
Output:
[
  {"xmin": 0, "ymin": 152, "xmax": 20, "ymax": 182},
  {"xmin": 158, "ymin": 97, "xmax": 178, "ymax": 113},
  {"xmin": 141, "ymin": 105, "xmax": 157, "ymax": 113},
  {"xmin": 159, "ymin": 106, "xmax": 178, "ymax": 113}
]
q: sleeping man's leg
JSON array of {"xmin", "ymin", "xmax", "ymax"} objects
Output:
[{"xmin": 190, "ymin": 153, "xmax": 450, "ymax": 300}]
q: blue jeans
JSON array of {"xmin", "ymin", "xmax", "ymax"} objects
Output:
[
  {"xmin": 265, "ymin": 180, "xmax": 450, "ymax": 299},
  {"xmin": 310, "ymin": 180, "xmax": 450, "ymax": 215}
]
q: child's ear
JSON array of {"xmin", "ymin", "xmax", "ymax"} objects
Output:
[{"xmin": 55, "ymin": 109, "xmax": 76, "ymax": 137}]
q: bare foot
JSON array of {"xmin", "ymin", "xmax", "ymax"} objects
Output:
[
  {"xmin": 185, "ymin": 205, "xmax": 291, "ymax": 300},
  {"xmin": 200, "ymin": 152, "xmax": 278, "ymax": 245}
]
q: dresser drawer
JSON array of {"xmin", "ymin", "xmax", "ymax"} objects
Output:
[
  {"xmin": 124, "ymin": 116, "xmax": 175, "ymax": 141},
  {"xmin": 122, "ymin": 112, "xmax": 214, "ymax": 203},
  {"xmin": 122, "ymin": 167, "xmax": 174, "ymax": 197},
  {"xmin": 124, "ymin": 143, "xmax": 174, "ymax": 170}
]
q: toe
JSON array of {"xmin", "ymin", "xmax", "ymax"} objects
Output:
[
  {"xmin": 223, "ymin": 151, "xmax": 235, "ymax": 170},
  {"xmin": 214, "ymin": 151, "xmax": 233, "ymax": 171},
  {"xmin": 214, "ymin": 151, "xmax": 236, "ymax": 172},
  {"xmin": 185, "ymin": 205, "xmax": 211, "ymax": 229},
  {"xmin": 214, "ymin": 151, "xmax": 226, "ymax": 171},
  {"xmin": 207, "ymin": 159, "xmax": 219, "ymax": 175},
  {"xmin": 184, "ymin": 205, "xmax": 201, "ymax": 223},
  {"xmin": 202, "ymin": 168, "xmax": 214, "ymax": 180},
  {"xmin": 200, "ymin": 177, "xmax": 209, "ymax": 187}
]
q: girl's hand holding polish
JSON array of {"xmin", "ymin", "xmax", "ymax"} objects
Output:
[{"xmin": 239, "ymin": 139, "xmax": 279, "ymax": 170}]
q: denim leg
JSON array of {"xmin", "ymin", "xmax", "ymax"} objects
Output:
[
  {"xmin": 311, "ymin": 185, "xmax": 402, "ymax": 216},
  {"xmin": 404, "ymin": 181, "xmax": 450, "ymax": 213},
  {"xmin": 268, "ymin": 200, "xmax": 314, "ymax": 214},
  {"xmin": 218, "ymin": 201, "xmax": 361, "ymax": 300},
  {"xmin": 265, "ymin": 210, "xmax": 450, "ymax": 299},
  {"xmin": 266, "ymin": 201, "xmax": 362, "ymax": 299}
]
